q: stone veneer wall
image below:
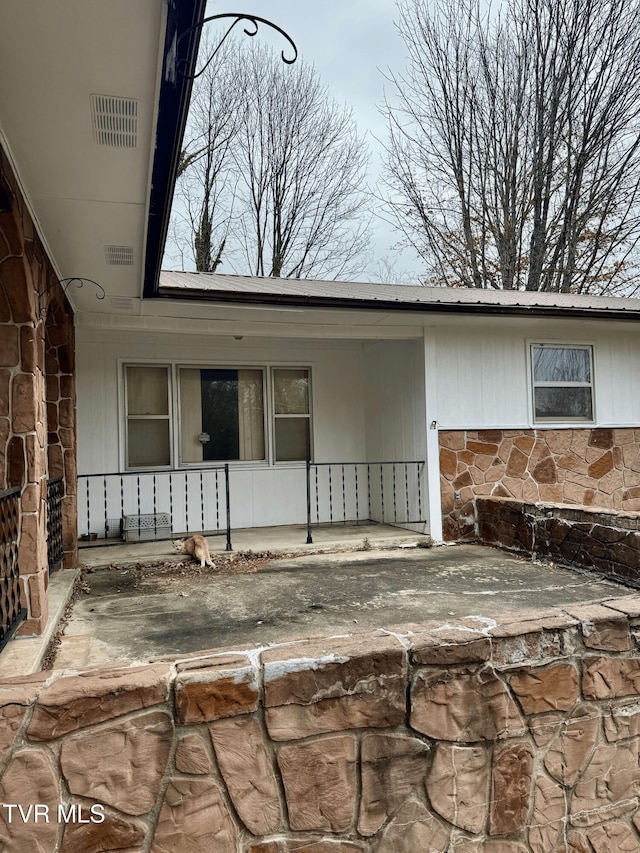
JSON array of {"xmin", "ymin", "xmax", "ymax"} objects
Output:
[
  {"xmin": 477, "ymin": 496, "xmax": 640, "ymax": 587},
  {"xmin": 5, "ymin": 611, "xmax": 640, "ymax": 852},
  {"xmin": 0, "ymin": 148, "xmax": 78, "ymax": 635},
  {"xmin": 440, "ymin": 427, "xmax": 640, "ymax": 540}
]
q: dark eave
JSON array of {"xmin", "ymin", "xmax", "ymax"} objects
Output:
[{"xmin": 143, "ymin": 0, "xmax": 207, "ymax": 300}]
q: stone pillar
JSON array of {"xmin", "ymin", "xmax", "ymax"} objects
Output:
[
  {"xmin": 0, "ymin": 148, "xmax": 77, "ymax": 636},
  {"xmin": 45, "ymin": 301, "xmax": 78, "ymax": 568}
]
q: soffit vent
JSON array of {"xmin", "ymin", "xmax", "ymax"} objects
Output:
[
  {"xmin": 91, "ymin": 95, "xmax": 139, "ymax": 148},
  {"xmin": 105, "ymin": 245, "xmax": 134, "ymax": 266},
  {"xmin": 110, "ymin": 296, "xmax": 134, "ymax": 311}
]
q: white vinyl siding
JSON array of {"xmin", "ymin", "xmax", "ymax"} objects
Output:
[{"xmin": 430, "ymin": 323, "xmax": 640, "ymax": 428}]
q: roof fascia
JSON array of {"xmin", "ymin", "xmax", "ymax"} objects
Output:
[
  {"xmin": 143, "ymin": 0, "xmax": 207, "ymax": 300},
  {"xmin": 155, "ymin": 285, "xmax": 640, "ymax": 323}
]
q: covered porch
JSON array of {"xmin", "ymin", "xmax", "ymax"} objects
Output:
[{"xmin": 75, "ymin": 306, "xmax": 439, "ymax": 546}]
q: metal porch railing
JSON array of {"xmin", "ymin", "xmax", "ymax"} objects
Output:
[
  {"xmin": 46, "ymin": 477, "xmax": 64, "ymax": 573},
  {"xmin": 0, "ymin": 486, "xmax": 26, "ymax": 651},
  {"xmin": 78, "ymin": 465, "xmax": 232, "ymax": 551},
  {"xmin": 306, "ymin": 460, "xmax": 427, "ymax": 544}
]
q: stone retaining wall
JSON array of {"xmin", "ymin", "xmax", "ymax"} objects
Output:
[
  {"xmin": 5, "ymin": 608, "xmax": 640, "ymax": 851},
  {"xmin": 477, "ymin": 496, "xmax": 640, "ymax": 588},
  {"xmin": 440, "ymin": 428, "xmax": 640, "ymax": 541}
]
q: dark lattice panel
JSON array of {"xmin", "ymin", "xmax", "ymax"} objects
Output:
[
  {"xmin": 47, "ymin": 478, "xmax": 64, "ymax": 572},
  {"xmin": 0, "ymin": 487, "xmax": 25, "ymax": 650}
]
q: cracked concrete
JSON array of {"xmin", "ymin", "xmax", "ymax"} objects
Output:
[{"xmin": 51, "ymin": 543, "xmax": 638, "ymax": 668}]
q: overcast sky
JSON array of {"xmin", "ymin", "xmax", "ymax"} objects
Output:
[{"xmin": 164, "ymin": 0, "xmax": 424, "ymax": 281}]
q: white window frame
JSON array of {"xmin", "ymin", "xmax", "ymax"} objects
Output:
[
  {"xmin": 123, "ymin": 363, "xmax": 173, "ymax": 470},
  {"xmin": 271, "ymin": 366, "xmax": 313, "ymax": 465},
  {"xmin": 176, "ymin": 364, "xmax": 268, "ymax": 467},
  {"xmin": 120, "ymin": 359, "xmax": 314, "ymax": 471},
  {"xmin": 528, "ymin": 342, "xmax": 595, "ymax": 425}
]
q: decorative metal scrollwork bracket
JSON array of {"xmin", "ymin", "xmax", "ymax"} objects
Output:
[
  {"xmin": 37, "ymin": 277, "xmax": 105, "ymax": 319},
  {"xmin": 176, "ymin": 13, "xmax": 298, "ymax": 80}
]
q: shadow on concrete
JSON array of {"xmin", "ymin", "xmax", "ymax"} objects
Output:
[{"xmin": 53, "ymin": 542, "xmax": 637, "ymax": 669}]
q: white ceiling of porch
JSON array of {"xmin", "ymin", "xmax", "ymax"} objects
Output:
[{"xmin": 0, "ymin": 0, "xmax": 166, "ymax": 314}]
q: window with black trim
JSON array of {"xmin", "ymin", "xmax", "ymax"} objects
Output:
[{"xmin": 531, "ymin": 344, "xmax": 594, "ymax": 422}]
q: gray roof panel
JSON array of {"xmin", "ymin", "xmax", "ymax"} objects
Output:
[{"xmin": 158, "ymin": 271, "xmax": 640, "ymax": 319}]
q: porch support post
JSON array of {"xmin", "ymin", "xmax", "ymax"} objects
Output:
[
  {"xmin": 305, "ymin": 460, "xmax": 313, "ymax": 544},
  {"xmin": 423, "ymin": 331, "xmax": 443, "ymax": 542}
]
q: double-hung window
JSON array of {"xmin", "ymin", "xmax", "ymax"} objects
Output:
[
  {"xmin": 123, "ymin": 363, "xmax": 312, "ymax": 468},
  {"xmin": 125, "ymin": 366, "xmax": 171, "ymax": 467},
  {"xmin": 530, "ymin": 344, "xmax": 594, "ymax": 422},
  {"xmin": 272, "ymin": 368, "xmax": 311, "ymax": 462}
]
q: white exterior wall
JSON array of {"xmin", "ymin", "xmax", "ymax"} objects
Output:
[
  {"xmin": 363, "ymin": 339, "xmax": 427, "ymax": 461},
  {"xmin": 76, "ymin": 328, "xmax": 367, "ymax": 530},
  {"xmin": 75, "ymin": 310, "xmax": 640, "ymax": 538},
  {"xmin": 363, "ymin": 339, "xmax": 428, "ymax": 532},
  {"xmin": 431, "ymin": 319, "xmax": 640, "ymax": 429}
]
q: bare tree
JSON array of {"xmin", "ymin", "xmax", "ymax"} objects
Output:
[
  {"xmin": 232, "ymin": 44, "xmax": 371, "ymax": 279},
  {"xmin": 168, "ymin": 42, "xmax": 371, "ymax": 279},
  {"xmin": 167, "ymin": 40, "xmax": 242, "ymax": 272},
  {"xmin": 383, "ymin": 0, "xmax": 640, "ymax": 293}
]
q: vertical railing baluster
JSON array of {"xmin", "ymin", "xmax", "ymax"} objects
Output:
[
  {"xmin": 120, "ymin": 475, "xmax": 124, "ymax": 534},
  {"xmin": 306, "ymin": 461, "xmax": 313, "ymax": 544},
  {"xmin": 136, "ymin": 475, "xmax": 140, "ymax": 522},
  {"xmin": 153, "ymin": 474, "xmax": 157, "ymax": 538},
  {"xmin": 184, "ymin": 472, "xmax": 189, "ymax": 532},
  {"xmin": 367, "ymin": 464, "xmax": 371, "ymax": 522},
  {"xmin": 342, "ymin": 463, "xmax": 346, "ymax": 524},
  {"xmin": 169, "ymin": 472, "xmax": 173, "ymax": 534},
  {"xmin": 200, "ymin": 471, "xmax": 204, "ymax": 532},
  {"xmin": 393, "ymin": 463, "xmax": 397, "ymax": 522},
  {"xmin": 86, "ymin": 477, "xmax": 91, "ymax": 536},
  {"xmin": 103, "ymin": 476, "xmax": 108, "ymax": 539},
  {"xmin": 215, "ymin": 470, "xmax": 220, "ymax": 531},
  {"xmin": 355, "ymin": 464, "xmax": 359, "ymax": 524},
  {"xmin": 404, "ymin": 463, "xmax": 409, "ymax": 522},
  {"xmin": 224, "ymin": 464, "xmax": 232, "ymax": 550},
  {"xmin": 417, "ymin": 462, "xmax": 423, "ymax": 522},
  {"xmin": 315, "ymin": 465, "xmax": 319, "ymax": 524},
  {"xmin": 380, "ymin": 464, "xmax": 385, "ymax": 523},
  {"xmin": 328, "ymin": 465, "xmax": 333, "ymax": 524}
]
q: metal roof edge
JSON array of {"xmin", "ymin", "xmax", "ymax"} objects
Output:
[{"xmin": 155, "ymin": 284, "xmax": 640, "ymax": 321}]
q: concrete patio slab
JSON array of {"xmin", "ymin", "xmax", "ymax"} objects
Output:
[
  {"xmin": 52, "ymin": 542, "xmax": 637, "ymax": 669},
  {"xmin": 76, "ymin": 522, "xmax": 423, "ymax": 568}
]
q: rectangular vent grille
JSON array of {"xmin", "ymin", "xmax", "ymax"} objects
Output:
[
  {"xmin": 105, "ymin": 245, "xmax": 134, "ymax": 266},
  {"xmin": 110, "ymin": 296, "xmax": 134, "ymax": 311},
  {"xmin": 91, "ymin": 95, "xmax": 138, "ymax": 148}
]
